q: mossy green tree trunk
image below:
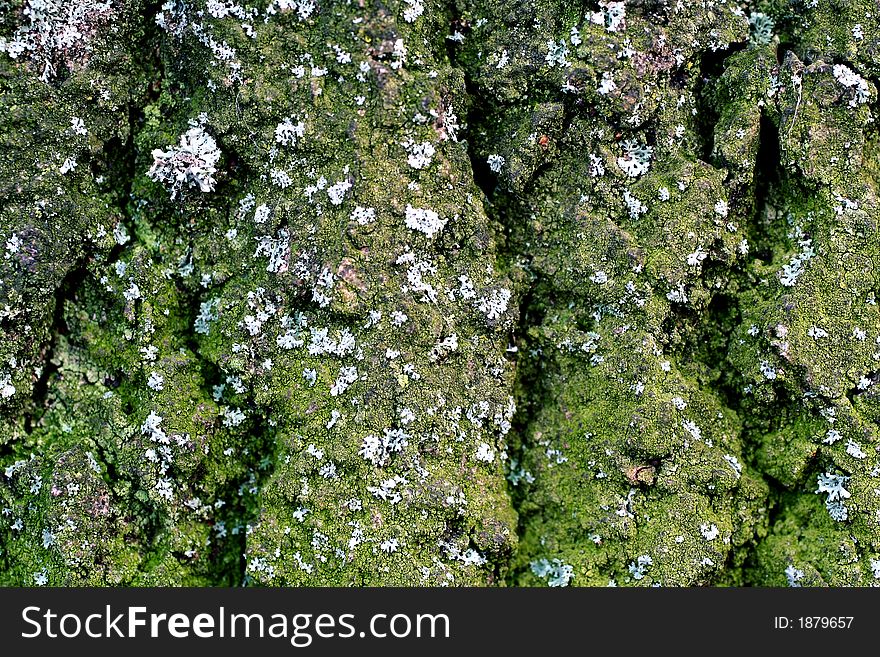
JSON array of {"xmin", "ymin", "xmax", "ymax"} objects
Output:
[{"xmin": 2, "ymin": 0, "xmax": 880, "ymax": 587}]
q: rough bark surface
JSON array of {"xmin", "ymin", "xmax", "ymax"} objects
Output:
[{"xmin": 2, "ymin": 0, "xmax": 880, "ymax": 586}]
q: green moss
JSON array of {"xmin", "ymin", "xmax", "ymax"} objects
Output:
[{"xmin": 3, "ymin": 0, "xmax": 880, "ymax": 587}]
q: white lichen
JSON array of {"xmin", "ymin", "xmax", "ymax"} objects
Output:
[
  {"xmin": 148, "ymin": 126, "xmax": 221, "ymax": 199},
  {"xmin": 404, "ymin": 204, "xmax": 447, "ymax": 238}
]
